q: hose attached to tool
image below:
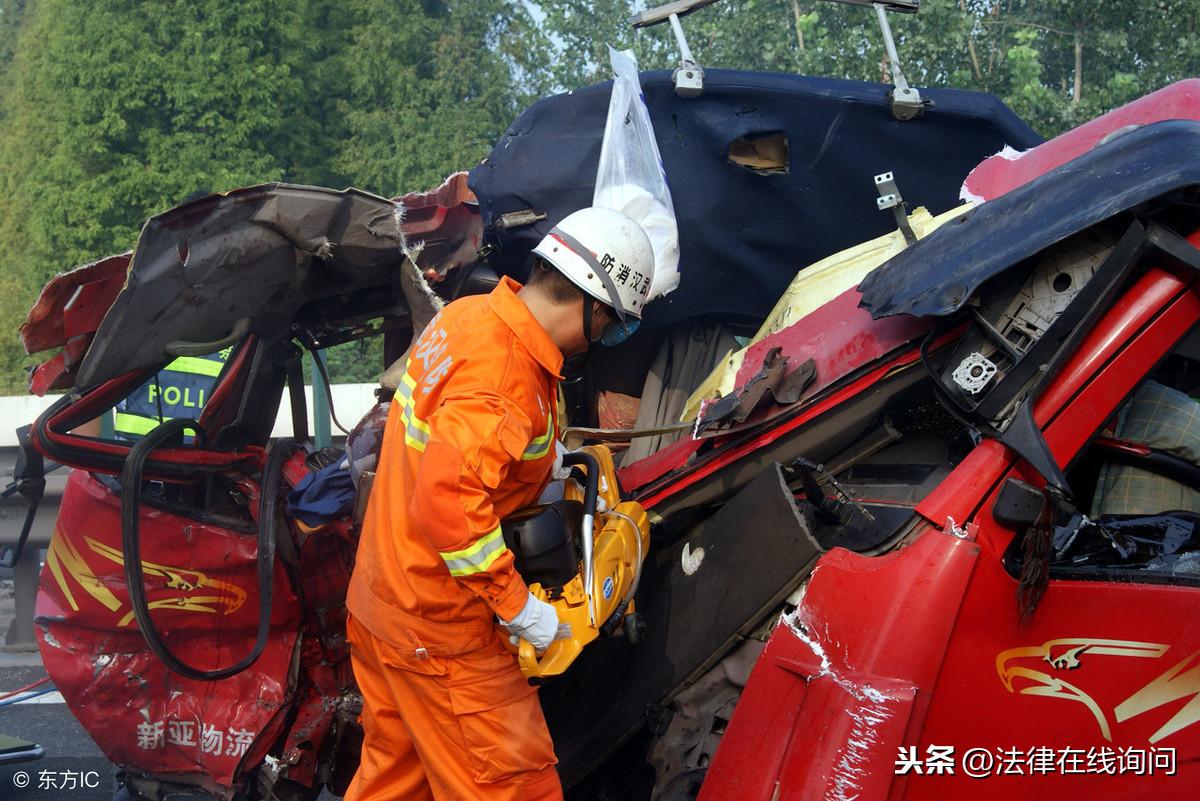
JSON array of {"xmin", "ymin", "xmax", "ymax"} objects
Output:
[{"xmin": 122, "ymin": 419, "xmax": 301, "ymax": 681}]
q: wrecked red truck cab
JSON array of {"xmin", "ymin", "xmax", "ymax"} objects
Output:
[{"xmin": 16, "ymin": 71, "xmax": 1200, "ymax": 801}]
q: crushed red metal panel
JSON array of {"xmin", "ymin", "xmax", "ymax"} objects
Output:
[
  {"xmin": 29, "ymin": 335, "xmax": 96, "ymax": 395},
  {"xmin": 232, "ymin": 452, "xmax": 358, "ymax": 793},
  {"xmin": 395, "ymin": 170, "xmax": 476, "ymax": 230},
  {"xmin": 623, "ymin": 288, "xmax": 931, "ymax": 496},
  {"xmin": 618, "ymin": 434, "xmax": 704, "ymax": 494},
  {"xmin": 29, "ymin": 352, "xmax": 69, "ymax": 397},
  {"xmin": 914, "ymin": 277, "xmax": 1200, "ymax": 797},
  {"xmin": 394, "ymin": 171, "xmax": 483, "ymax": 284},
  {"xmin": 272, "ymin": 537, "xmax": 357, "ymax": 789},
  {"xmin": 698, "ymin": 288, "xmax": 930, "ymax": 436},
  {"xmin": 20, "ymin": 253, "xmax": 130, "ymax": 354},
  {"xmin": 36, "ymin": 469, "xmax": 300, "ymax": 798},
  {"xmin": 702, "ymin": 263, "xmax": 1200, "ymax": 798},
  {"xmin": 700, "ymin": 527, "xmax": 979, "ymax": 801},
  {"xmin": 21, "ymin": 253, "xmax": 132, "ymax": 394},
  {"xmin": 962, "ymin": 78, "xmax": 1200, "ymax": 202}
]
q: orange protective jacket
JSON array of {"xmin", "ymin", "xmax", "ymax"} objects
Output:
[{"xmin": 347, "ymin": 277, "xmax": 563, "ymax": 655}]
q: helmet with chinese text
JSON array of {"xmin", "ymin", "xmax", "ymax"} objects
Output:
[{"xmin": 532, "ymin": 207, "xmax": 655, "ymax": 321}]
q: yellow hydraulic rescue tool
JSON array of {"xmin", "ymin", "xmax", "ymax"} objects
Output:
[{"xmin": 500, "ymin": 445, "xmax": 650, "ymax": 679}]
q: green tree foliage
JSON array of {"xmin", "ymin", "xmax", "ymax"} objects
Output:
[
  {"xmin": 536, "ymin": 0, "xmax": 1199, "ymax": 137},
  {"xmin": 536, "ymin": 0, "xmax": 673, "ymax": 89},
  {"xmin": 0, "ymin": 0, "xmax": 318, "ymax": 390},
  {"xmin": 0, "ymin": 1, "xmax": 25, "ymax": 82},
  {"xmin": 0, "ymin": 0, "xmax": 550, "ymax": 391},
  {"xmin": 332, "ymin": 0, "xmax": 551, "ymax": 195}
]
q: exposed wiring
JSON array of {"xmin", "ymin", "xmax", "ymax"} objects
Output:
[{"xmin": 0, "ymin": 676, "xmax": 50, "ymax": 702}]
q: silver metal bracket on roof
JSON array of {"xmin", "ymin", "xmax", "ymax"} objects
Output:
[
  {"xmin": 631, "ymin": 0, "xmax": 721, "ymax": 98},
  {"xmin": 872, "ymin": 3, "xmax": 924, "ymax": 120},
  {"xmin": 824, "ymin": 0, "xmax": 926, "ymax": 120},
  {"xmin": 874, "ymin": 171, "xmax": 918, "ymax": 245}
]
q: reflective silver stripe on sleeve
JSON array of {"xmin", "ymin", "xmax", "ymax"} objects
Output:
[{"xmin": 440, "ymin": 526, "xmax": 507, "ymax": 577}]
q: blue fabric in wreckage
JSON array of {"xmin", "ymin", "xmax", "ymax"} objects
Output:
[
  {"xmin": 287, "ymin": 458, "xmax": 356, "ymax": 528},
  {"xmin": 470, "ymin": 68, "xmax": 1042, "ymax": 328}
]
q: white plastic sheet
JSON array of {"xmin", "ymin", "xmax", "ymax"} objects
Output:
[{"xmin": 594, "ymin": 47, "xmax": 680, "ymax": 299}]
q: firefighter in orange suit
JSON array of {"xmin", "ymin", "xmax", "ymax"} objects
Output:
[{"xmin": 345, "ymin": 207, "xmax": 656, "ymax": 801}]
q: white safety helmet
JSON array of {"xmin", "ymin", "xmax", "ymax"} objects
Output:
[{"xmin": 532, "ymin": 207, "xmax": 655, "ymax": 329}]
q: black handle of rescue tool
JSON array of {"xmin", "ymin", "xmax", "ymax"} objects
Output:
[
  {"xmin": 560, "ymin": 451, "xmax": 599, "ymax": 516},
  {"xmin": 164, "ymin": 317, "xmax": 250, "ymax": 357}
]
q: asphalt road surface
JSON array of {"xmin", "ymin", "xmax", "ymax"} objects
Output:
[{"xmin": 0, "ymin": 660, "xmax": 113, "ymax": 801}]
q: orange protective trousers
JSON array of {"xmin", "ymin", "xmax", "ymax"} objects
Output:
[{"xmin": 345, "ymin": 615, "xmax": 563, "ymax": 801}]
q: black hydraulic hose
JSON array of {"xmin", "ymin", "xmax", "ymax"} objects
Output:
[{"xmin": 122, "ymin": 420, "xmax": 302, "ymax": 681}]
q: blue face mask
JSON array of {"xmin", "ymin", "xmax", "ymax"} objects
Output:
[{"xmin": 600, "ymin": 317, "xmax": 640, "ymax": 347}]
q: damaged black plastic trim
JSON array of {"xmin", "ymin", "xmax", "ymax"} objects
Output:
[
  {"xmin": 860, "ymin": 119, "xmax": 1200, "ymax": 319},
  {"xmin": 919, "ymin": 218, "xmax": 1200, "ymax": 495}
]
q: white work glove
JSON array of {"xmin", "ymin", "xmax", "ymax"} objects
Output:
[
  {"xmin": 551, "ymin": 440, "xmax": 572, "ymax": 481},
  {"xmin": 501, "ymin": 592, "xmax": 571, "ymax": 653}
]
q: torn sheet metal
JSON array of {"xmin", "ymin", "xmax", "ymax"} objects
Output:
[
  {"xmin": 378, "ymin": 257, "xmax": 444, "ymax": 391},
  {"xmin": 73, "ymin": 184, "xmax": 409, "ymax": 390},
  {"xmin": 393, "ymin": 171, "xmax": 483, "ymax": 285},
  {"xmin": 694, "ymin": 349, "xmax": 815, "ymax": 434},
  {"xmin": 20, "ymin": 254, "xmax": 131, "ymax": 394},
  {"xmin": 962, "ymin": 79, "xmax": 1200, "ymax": 203},
  {"xmin": 681, "ymin": 204, "xmax": 972, "ymax": 426},
  {"xmin": 859, "ymin": 120, "xmax": 1200, "ymax": 320},
  {"xmin": 688, "ymin": 287, "xmax": 929, "ymax": 440}
]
